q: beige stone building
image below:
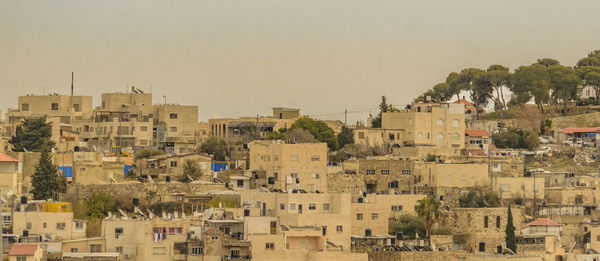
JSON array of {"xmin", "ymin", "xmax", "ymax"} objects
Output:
[
  {"xmin": 102, "ymin": 217, "xmax": 191, "ymax": 261},
  {"xmin": 8, "ymin": 243, "xmax": 44, "ymax": 261},
  {"xmin": 0, "ymin": 154, "xmax": 18, "ymax": 196},
  {"xmin": 143, "ymin": 152, "xmax": 212, "ymax": 181},
  {"xmin": 381, "ymin": 102, "xmax": 466, "ymax": 150},
  {"xmin": 414, "ymin": 162, "xmax": 489, "ymax": 189},
  {"xmin": 444, "ymin": 207, "xmax": 524, "ymax": 254},
  {"xmin": 6, "ymin": 94, "xmax": 93, "ymax": 128},
  {"xmin": 249, "ymin": 140, "xmax": 328, "ymax": 192},
  {"xmin": 351, "ymin": 194, "xmax": 425, "ymax": 236},
  {"xmin": 61, "ymin": 237, "xmax": 105, "ymax": 254},
  {"xmin": 154, "ymin": 104, "xmax": 198, "ymax": 153},
  {"xmin": 13, "ymin": 202, "xmax": 86, "ymax": 241},
  {"xmin": 493, "ymin": 177, "xmax": 545, "ymax": 200},
  {"xmin": 329, "ymin": 158, "xmax": 414, "ymax": 195},
  {"xmin": 209, "ymin": 109, "xmax": 297, "ymax": 140},
  {"xmin": 240, "ymin": 190, "xmax": 352, "ymax": 251}
]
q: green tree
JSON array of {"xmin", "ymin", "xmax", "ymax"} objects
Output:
[
  {"xmin": 420, "ymin": 82, "xmax": 452, "ymax": 103},
  {"xmin": 134, "ymin": 148, "xmax": 165, "ymax": 160},
  {"xmin": 390, "ymin": 214, "xmax": 426, "ymax": 239},
  {"xmin": 478, "ymin": 65, "xmax": 511, "ymax": 111},
  {"xmin": 509, "ymin": 64, "xmax": 550, "ymax": 113},
  {"xmin": 82, "ymin": 191, "xmax": 117, "ymax": 219},
  {"xmin": 448, "ymin": 68, "xmax": 487, "ymax": 118},
  {"xmin": 548, "ymin": 65, "xmax": 581, "ymax": 115},
  {"xmin": 183, "ymin": 159, "xmax": 202, "ymax": 180},
  {"xmin": 9, "ymin": 116, "xmax": 55, "ymax": 152},
  {"xmin": 337, "ymin": 126, "xmax": 354, "ymax": 149},
  {"xmin": 282, "ymin": 128, "xmax": 318, "ymax": 143},
  {"xmin": 415, "ymin": 194, "xmax": 441, "ymax": 238},
  {"xmin": 536, "ymin": 58, "xmax": 560, "ymax": 67},
  {"xmin": 371, "ymin": 96, "xmax": 397, "ymax": 128},
  {"xmin": 291, "ymin": 117, "xmax": 338, "ymax": 150},
  {"xmin": 199, "ymin": 137, "xmax": 228, "ymax": 161},
  {"xmin": 492, "ymin": 128, "xmax": 539, "ymax": 150},
  {"xmin": 31, "ymin": 143, "xmax": 66, "ymax": 200},
  {"xmin": 575, "ymin": 51, "xmax": 600, "ymax": 102},
  {"xmin": 458, "ymin": 190, "xmax": 500, "ymax": 208},
  {"xmin": 505, "ymin": 205, "xmax": 517, "ymax": 253}
]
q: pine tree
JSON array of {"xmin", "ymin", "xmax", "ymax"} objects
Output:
[
  {"xmin": 30, "ymin": 142, "xmax": 65, "ymax": 200},
  {"xmin": 505, "ymin": 205, "xmax": 517, "ymax": 253}
]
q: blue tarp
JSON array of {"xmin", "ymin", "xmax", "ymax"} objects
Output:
[
  {"xmin": 124, "ymin": 165, "xmax": 133, "ymax": 176},
  {"xmin": 211, "ymin": 163, "xmax": 227, "ymax": 172},
  {"xmin": 58, "ymin": 166, "xmax": 73, "ymax": 177}
]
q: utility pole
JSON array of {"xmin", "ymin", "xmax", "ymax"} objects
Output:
[
  {"xmin": 344, "ymin": 109, "xmax": 347, "ymax": 126},
  {"xmin": 71, "ymin": 72, "xmax": 74, "ymax": 96}
]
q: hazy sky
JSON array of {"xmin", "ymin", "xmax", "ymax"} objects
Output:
[{"xmin": 1, "ymin": 0, "xmax": 600, "ymax": 123}]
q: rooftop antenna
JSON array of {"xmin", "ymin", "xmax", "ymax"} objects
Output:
[{"xmin": 71, "ymin": 72, "xmax": 74, "ymax": 96}]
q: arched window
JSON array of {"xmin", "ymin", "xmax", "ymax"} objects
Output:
[
  {"xmin": 407, "ymin": 132, "xmax": 413, "ymax": 140},
  {"xmin": 452, "ymin": 119, "xmax": 460, "ymax": 128},
  {"xmin": 436, "ymin": 133, "xmax": 445, "ymax": 140},
  {"xmin": 484, "ymin": 216, "xmax": 489, "ymax": 228},
  {"xmin": 417, "ymin": 132, "xmax": 423, "ymax": 140},
  {"xmin": 496, "ymin": 216, "xmax": 501, "ymax": 228},
  {"xmin": 452, "ymin": 133, "xmax": 460, "ymax": 140},
  {"xmin": 436, "ymin": 118, "xmax": 445, "ymax": 126},
  {"xmin": 408, "ymin": 117, "xmax": 414, "ymax": 125}
]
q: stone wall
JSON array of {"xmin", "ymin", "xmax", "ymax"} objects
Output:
[
  {"xmin": 368, "ymin": 251, "xmax": 461, "ymax": 261},
  {"xmin": 550, "ymin": 112, "xmax": 600, "ymax": 130}
]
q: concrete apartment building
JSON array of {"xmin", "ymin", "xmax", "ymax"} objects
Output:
[
  {"xmin": 414, "ymin": 162, "xmax": 489, "ymax": 189},
  {"xmin": 102, "ymin": 217, "xmax": 191, "ymax": 261},
  {"xmin": 209, "ymin": 107, "xmax": 299, "ymax": 140},
  {"xmin": 381, "ymin": 102, "xmax": 466, "ymax": 150},
  {"xmin": 240, "ymin": 191, "xmax": 353, "ymax": 251},
  {"xmin": 493, "ymin": 177, "xmax": 545, "ymax": 200},
  {"xmin": 155, "ymin": 104, "xmax": 198, "ymax": 153},
  {"xmin": 249, "ymin": 140, "xmax": 328, "ymax": 192},
  {"xmin": 0, "ymin": 154, "xmax": 18, "ymax": 196},
  {"xmin": 6, "ymin": 94, "xmax": 93, "ymax": 128},
  {"xmin": 13, "ymin": 202, "xmax": 86, "ymax": 241},
  {"xmin": 329, "ymin": 158, "xmax": 415, "ymax": 195},
  {"xmin": 351, "ymin": 194, "xmax": 425, "ymax": 236}
]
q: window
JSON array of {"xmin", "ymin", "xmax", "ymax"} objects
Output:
[
  {"xmin": 452, "ymin": 133, "xmax": 460, "ymax": 140},
  {"xmin": 290, "ymin": 203, "xmax": 296, "ymax": 211},
  {"xmin": 73, "ymin": 104, "xmax": 81, "ymax": 112},
  {"xmin": 274, "ymin": 155, "xmax": 279, "ymax": 161},
  {"xmin": 170, "ymin": 161, "xmax": 178, "ymax": 167},
  {"xmin": 452, "ymin": 119, "xmax": 460, "ymax": 127},
  {"xmin": 26, "ymin": 222, "xmax": 32, "ymax": 229},
  {"xmin": 265, "ymin": 243, "xmax": 275, "ymax": 250},
  {"xmin": 168, "ymin": 227, "xmax": 183, "ymax": 234},
  {"xmin": 408, "ymin": 117, "xmax": 413, "ymax": 125},
  {"xmin": 391, "ymin": 205, "xmax": 403, "ymax": 211},
  {"xmin": 436, "ymin": 118, "xmax": 445, "ymax": 126},
  {"xmin": 484, "ymin": 216, "xmax": 489, "ymax": 228},
  {"xmin": 323, "ymin": 203, "xmax": 330, "ymax": 211},
  {"xmin": 357, "ymin": 213, "xmax": 363, "ymax": 220},
  {"xmin": 290, "ymin": 155, "xmax": 298, "ymax": 161},
  {"xmin": 17, "ymin": 257, "xmax": 27, "ymax": 261},
  {"xmin": 140, "ymin": 126, "xmax": 148, "ymax": 132},
  {"xmin": 71, "ymin": 248, "xmax": 78, "ymax": 253},
  {"xmin": 381, "ymin": 169, "xmax": 390, "ymax": 175},
  {"xmin": 43, "ymin": 222, "xmax": 47, "ymax": 228},
  {"xmin": 358, "ymin": 132, "xmax": 365, "ymax": 139},
  {"xmin": 312, "ymin": 173, "xmax": 320, "ymax": 179},
  {"xmin": 140, "ymin": 139, "xmax": 148, "ymax": 145},
  {"xmin": 311, "ymin": 155, "xmax": 320, "ymax": 161},
  {"xmin": 309, "ymin": 203, "xmax": 316, "ymax": 210},
  {"xmin": 153, "ymin": 247, "xmax": 166, "ymax": 255},
  {"xmin": 366, "ymin": 169, "xmax": 376, "ymax": 175},
  {"xmin": 371, "ymin": 213, "xmax": 378, "ymax": 220},
  {"xmin": 496, "ymin": 216, "xmax": 501, "ymax": 228},
  {"xmin": 51, "ymin": 103, "xmax": 59, "ymax": 110},
  {"xmin": 280, "ymin": 203, "xmax": 285, "ymax": 210},
  {"xmin": 436, "ymin": 133, "xmax": 445, "ymax": 140},
  {"xmin": 336, "ymin": 225, "xmax": 343, "ymax": 232},
  {"xmin": 2, "ymin": 215, "xmax": 11, "ymax": 222},
  {"xmin": 90, "ymin": 244, "xmax": 102, "ymax": 253},
  {"xmin": 417, "ymin": 132, "xmax": 423, "ymax": 140},
  {"xmin": 75, "ymin": 222, "xmax": 84, "ymax": 229},
  {"xmin": 402, "ymin": 169, "xmax": 411, "ymax": 175},
  {"xmin": 170, "ymin": 113, "xmax": 178, "ymax": 119},
  {"xmin": 21, "ymin": 103, "xmax": 29, "ymax": 111},
  {"xmin": 255, "ymin": 201, "xmax": 261, "ymax": 208},
  {"xmin": 115, "ymin": 227, "xmax": 123, "ymax": 235},
  {"xmin": 190, "ymin": 247, "xmax": 203, "ymax": 255},
  {"xmin": 170, "ymin": 127, "xmax": 177, "ymax": 132},
  {"xmin": 290, "ymin": 173, "xmax": 299, "ymax": 179},
  {"xmin": 237, "ymin": 180, "xmax": 244, "ymax": 187},
  {"xmin": 115, "ymin": 247, "xmax": 123, "ymax": 253},
  {"xmin": 57, "ymin": 223, "xmax": 66, "ymax": 230}
]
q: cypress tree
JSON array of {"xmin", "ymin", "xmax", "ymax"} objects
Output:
[
  {"xmin": 30, "ymin": 142, "xmax": 65, "ymax": 200},
  {"xmin": 505, "ymin": 204, "xmax": 517, "ymax": 253}
]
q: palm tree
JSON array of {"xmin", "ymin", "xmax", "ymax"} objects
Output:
[{"xmin": 416, "ymin": 194, "xmax": 441, "ymax": 238}]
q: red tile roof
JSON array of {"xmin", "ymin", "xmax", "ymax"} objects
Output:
[
  {"xmin": 523, "ymin": 218, "xmax": 561, "ymax": 228},
  {"xmin": 0, "ymin": 154, "xmax": 17, "ymax": 163},
  {"xmin": 9, "ymin": 243, "xmax": 38, "ymax": 256},
  {"xmin": 454, "ymin": 99, "xmax": 474, "ymax": 106},
  {"xmin": 465, "ymin": 129, "xmax": 491, "ymax": 137},
  {"xmin": 559, "ymin": 127, "xmax": 600, "ymax": 134}
]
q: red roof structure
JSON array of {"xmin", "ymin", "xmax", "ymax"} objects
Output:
[
  {"xmin": 559, "ymin": 127, "xmax": 600, "ymax": 134},
  {"xmin": 0, "ymin": 154, "xmax": 17, "ymax": 163},
  {"xmin": 465, "ymin": 129, "xmax": 491, "ymax": 137},
  {"xmin": 522, "ymin": 218, "xmax": 561, "ymax": 228},
  {"xmin": 9, "ymin": 243, "xmax": 38, "ymax": 256},
  {"xmin": 454, "ymin": 99, "xmax": 477, "ymax": 113}
]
